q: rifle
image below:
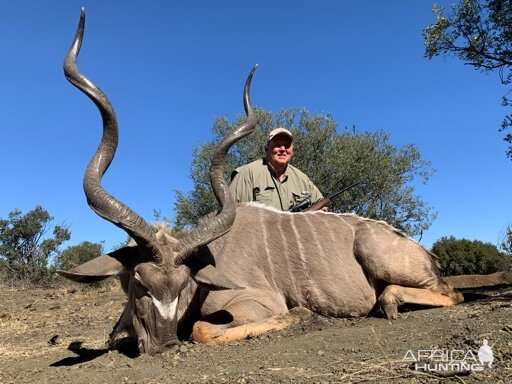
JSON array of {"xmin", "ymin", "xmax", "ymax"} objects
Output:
[{"xmin": 288, "ymin": 181, "xmax": 361, "ymax": 213}]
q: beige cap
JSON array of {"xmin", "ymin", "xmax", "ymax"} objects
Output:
[{"xmin": 266, "ymin": 127, "xmax": 293, "ymax": 145}]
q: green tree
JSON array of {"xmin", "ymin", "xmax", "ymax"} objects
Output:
[
  {"xmin": 499, "ymin": 224, "xmax": 512, "ymax": 257},
  {"xmin": 432, "ymin": 236, "xmax": 512, "ymax": 276},
  {"xmin": 0, "ymin": 206, "xmax": 71, "ymax": 284},
  {"xmin": 424, "ymin": 0, "xmax": 512, "ymax": 159},
  {"xmin": 174, "ymin": 108, "xmax": 436, "ymax": 237},
  {"xmin": 57, "ymin": 241, "xmax": 104, "ymax": 271}
]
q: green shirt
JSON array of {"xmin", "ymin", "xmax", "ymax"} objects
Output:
[{"xmin": 229, "ymin": 158, "xmax": 323, "ymax": 211}]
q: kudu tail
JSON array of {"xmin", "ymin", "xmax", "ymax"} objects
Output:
[{"xmin": 444, "ymin": 271, "xmax": 512, "ymax": 289}]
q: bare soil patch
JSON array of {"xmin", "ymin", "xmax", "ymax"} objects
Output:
[{"xmin": 1, "ymin": 283, "xmax": 511, "ymax": 383}]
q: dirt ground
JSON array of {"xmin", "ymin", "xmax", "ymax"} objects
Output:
[{"xmin": 0, "ymin": 282, "xmax": 511, "ymax": 384}]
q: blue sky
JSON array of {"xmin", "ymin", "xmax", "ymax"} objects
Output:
[{"xmin": 1, "ymin": 1, "xmax": 510, "ymax": 253}]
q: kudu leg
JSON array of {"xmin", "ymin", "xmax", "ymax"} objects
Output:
[
  {"xmin": 193, "ymin": 307, "xmax": 312, "ymax": 344},
  {"xmin": 106, "ymin": 304, "xmax": 134, "ymax": 348},
  {"xmin": 192, "ymin": 291, "xmax": 310, "ymax": 344},
  {"xmin": 378, "ymin": 282, "xmax": 464, "ymax": 320}
]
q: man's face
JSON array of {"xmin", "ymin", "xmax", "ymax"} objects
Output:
[{"xmin": 266, "ymin": 135, "xmax": 294, "ymax": 169}]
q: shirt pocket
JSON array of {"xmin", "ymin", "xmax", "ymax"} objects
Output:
[{"xmin": 254, "ymin": 187, "xmax": 275, "ymax": 205}]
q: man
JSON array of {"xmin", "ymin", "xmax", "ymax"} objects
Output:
[{"xmin": 229, "ymin": 127, "xmax": 323, "ymax": 211}]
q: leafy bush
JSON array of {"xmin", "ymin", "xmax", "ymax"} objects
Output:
[
  {"xmin": 499, "ymin": 224, "xmax": 512, "ymax": 257},
  {"xmin": 57, "ymin": 241, "xmax": 104, "ymax": 270},
  {"xmin": 432, "ymin": 236, "xmax": 512, "ymax": 276},
  {"xmin": 0, "ymin": 206, "xmax": 70, "ymax": 286}
]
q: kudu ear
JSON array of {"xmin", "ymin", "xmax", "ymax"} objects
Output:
[
  {"xmin": 57, "ymin": 255, "xmax": 123, "ymax": 283},
  {"xmin": 56, "ymin": 244, "xmax": 144, "ymax": 284},
  {"xmin": 191, "ymin": 264, "xmax": 243, "ymax": 291}
]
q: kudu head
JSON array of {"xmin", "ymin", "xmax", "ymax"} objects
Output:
[{"xmin": 58, "ymin": 8, "xmax": 257, "ymax": 355}]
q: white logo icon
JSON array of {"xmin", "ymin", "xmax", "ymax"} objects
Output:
[{"xmin": 478, "ymin": 339, "xmax": 495, "ymax": 368}]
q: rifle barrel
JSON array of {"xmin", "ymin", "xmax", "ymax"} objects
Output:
[
  {"xmin": 304, "ymin": 181, "xmax": 362, "ymax": 212},
  {"xmin": 326, "ymin": 181, "xmax": 361, "ymax": 200}
]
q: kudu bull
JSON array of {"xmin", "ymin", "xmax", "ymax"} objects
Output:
[{"xmin": 59, "ymin": 9, "xmax": 512, "ymax": 355}]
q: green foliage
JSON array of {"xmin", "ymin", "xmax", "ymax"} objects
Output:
[
  {"xmin": 174, "ymin": 108, "xmax": 436, "ymax": 237},
  {"xmin": 0, "ymin": 206, "xmax": 71, "ymax": 285},
  {"xmin": 499, "ymin": 224, "xmax": 512, "ymax": 257},
  {"xmin": 424, "ymin": 0, "xmax": 512, "ymax": 159},
  {"xmin": 432, "ymin": 236, "xmax": 512, "ymax": 276},
  {"xmin": 57, "ymin": 241, "xmax": 104, "ymax": 271}
]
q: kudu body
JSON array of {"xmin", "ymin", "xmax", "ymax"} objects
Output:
[{"xmin": 59, "ymin": 9, "xmax": 512, "ymax": 355}]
